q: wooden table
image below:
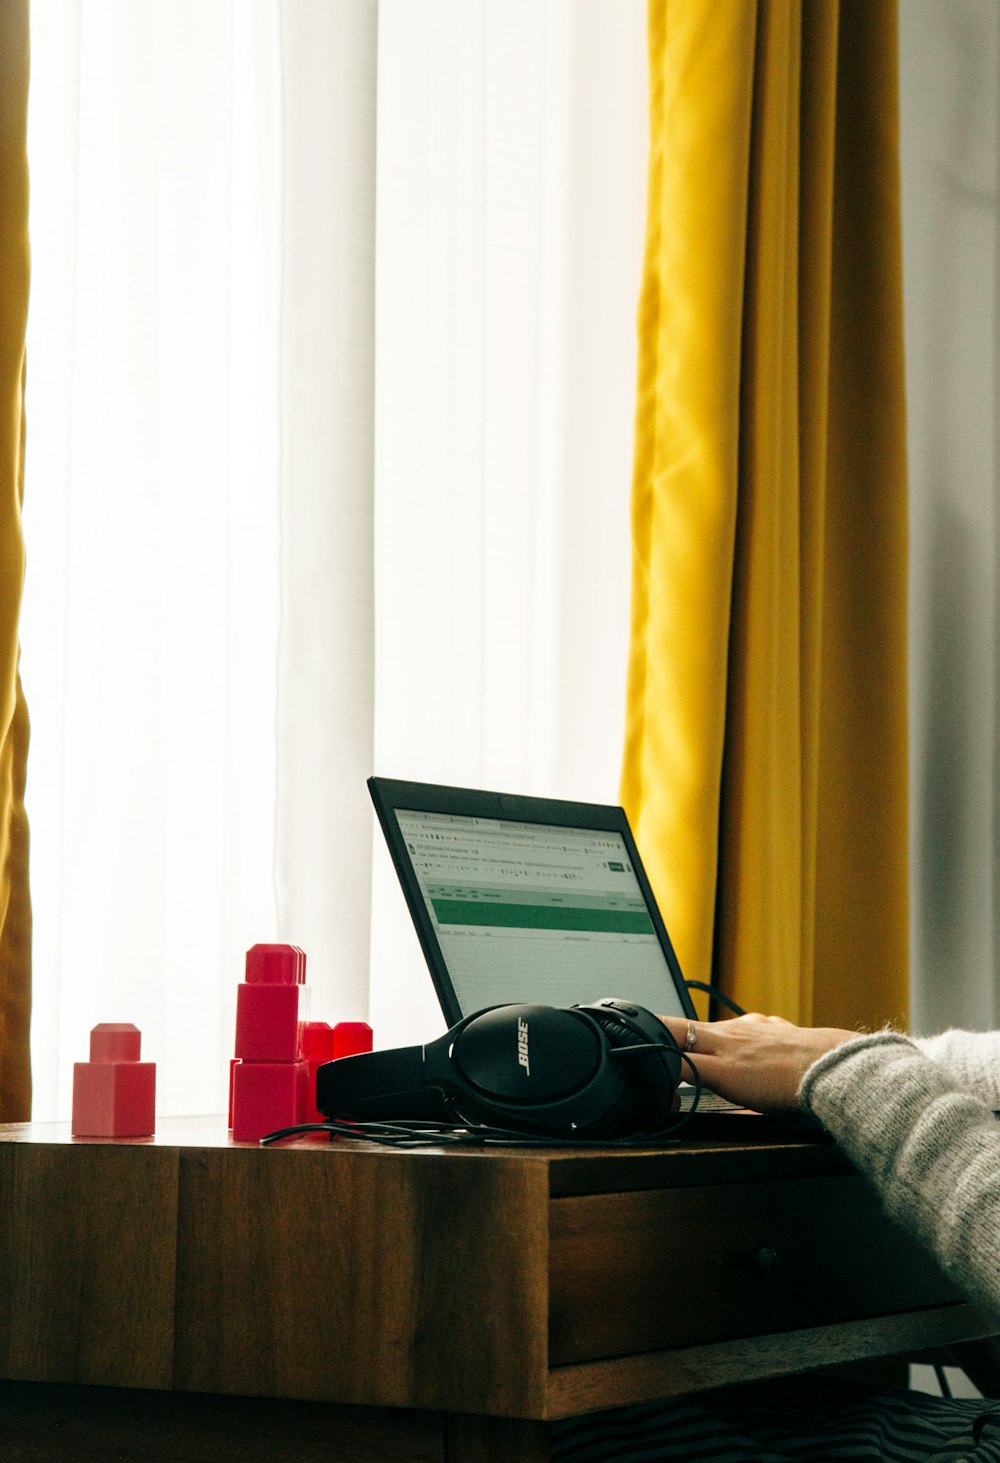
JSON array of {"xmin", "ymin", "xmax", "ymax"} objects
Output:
[{"xmin": 0, "ymin": 1117, "xmax": 994, "ymax": 1461}]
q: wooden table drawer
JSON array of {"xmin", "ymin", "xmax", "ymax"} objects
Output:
[{"xmin": 549, "ymin": 1176, "xmax": 959, "ymax": 1365}]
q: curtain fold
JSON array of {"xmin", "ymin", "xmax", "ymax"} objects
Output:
[
  {"xmin": 0, "ymin": 0, "xmax": 31, "ymax": 1120},
  {"xmin": 622, "ymin": 0, "xmax": 908, "ymax": 1030}
]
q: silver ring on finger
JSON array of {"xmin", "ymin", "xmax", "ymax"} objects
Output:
[{"xmin": 684, "ymin": 1022, "xmax": 697, "ymax": 1053}]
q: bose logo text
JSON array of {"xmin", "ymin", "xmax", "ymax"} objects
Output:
[{"xmin": 517, "ymin": 1017, "xmax": 530, "ymax": 1076}]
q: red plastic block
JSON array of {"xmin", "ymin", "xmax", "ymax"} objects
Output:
[
  {"xmin": 333, "ymin": 1021, "xmax": 373, "ymax": 1060},
  {"xmin": 244, "ymin": 943, "xmax": 306, "ymax": 985},
  {"xmin": 301, "ymin": 1021, "xmax": 333, "ymax": 1061},
  {"xmin": 231, "ymin": 1059, "xmax": 308, "ymax": 1142},
  {"xmin": 234, "ymin": 981, "xmax": 310, "ymax": 1061},
  {"xmin": 90, "ymin": 1023, "xmax": 142, "ymax": 1063},
  {"xmin": 302, "ymin": 1022, "xmax": 335, "ymax": 1125},
  {"xmin": 301, "ymin": 1024, "xmax": 373, "ymax": 1124},
  {"xmin": 72, "ymin": 1024, "xmax": 155, "ymax": 1138}
]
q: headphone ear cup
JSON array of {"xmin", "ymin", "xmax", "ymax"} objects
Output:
[
  {"xmin": 573, "ymin": 1071, "xmax": 646, "ymax": 1139},
  {"xmin": 586, "ymin": 1012, "xmax": 678, "ymax": 1135},
  {"xmin": 592, "ymin": 1016, "xmax": 638, "ymax": 1047},
  {"xmin": 437, "ymin": 1005, "xmax": 628, "ymax": 1137}
]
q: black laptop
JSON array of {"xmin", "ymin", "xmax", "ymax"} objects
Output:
[{"xmin": 368, "ymin": 776, "xmax": 827, "ymax": 1141}]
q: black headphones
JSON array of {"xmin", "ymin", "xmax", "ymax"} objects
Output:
[{"xmin": 315, "ymin": 997, "xmax": 683, "ymax": 1139}]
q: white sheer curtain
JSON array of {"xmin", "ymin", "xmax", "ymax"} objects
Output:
[
  {"xmin": 370, "ymin": 0, "xmax": 646, "ymax": 1050},
  {"xmin": 23, "ymin": 0, "xmax": 647, "ymax": 1115},
  {"xmin": 24, "ymin": 0, "xmax": 378, "ymax": 1119}
]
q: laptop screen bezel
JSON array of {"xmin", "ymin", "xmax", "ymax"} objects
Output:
[{"xmin": 368, "ymin": 775, "xmax": 698, "ymax": 1029}]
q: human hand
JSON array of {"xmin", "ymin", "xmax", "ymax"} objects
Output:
[{"xmin": 655, "ymin": 1011, "xmax": 860, "ymax": 1112}]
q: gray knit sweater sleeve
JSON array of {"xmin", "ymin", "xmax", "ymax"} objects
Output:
[
  {"xmin": 911, "ymin": 1029, "xmax": 1000, "ymax": 1107},
  {"xmin": 798, "ymin": 1033, "xmax": 1000, "ymax": 1316}
]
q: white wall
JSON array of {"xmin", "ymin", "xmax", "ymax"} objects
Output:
[{"xmin": 900, "ymin": 0, "xmax": 1000, "ymax": 1033}]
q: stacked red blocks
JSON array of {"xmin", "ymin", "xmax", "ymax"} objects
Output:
[
  {"xmin": 229, "ymin": 943, "xmax": 374, "ymax": 1140},
  {"xmin": 231, "ymin": 943, "xmax": 310, "ymax": 1141},
  {"xmin": 72, "ymin": 1023, "xmax": 156, "ymax": 1138}
]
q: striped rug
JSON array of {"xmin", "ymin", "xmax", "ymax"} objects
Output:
[{"xmin": 552, "ymin": 1376, "xmax": 1000, "ymax": 1462}]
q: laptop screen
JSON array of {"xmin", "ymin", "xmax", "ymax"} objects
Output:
[{"xmin": 371, "ymin": 778, "xmax": 695, "ymax": 1027}]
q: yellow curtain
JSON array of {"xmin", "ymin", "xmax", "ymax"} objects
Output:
[
  {"xmin": 0, "ymin": 0, "xmax": 32, "ymax": 1120},
  {"xmin": 621, "ymin": 0, "xmax": 908, "ymax": 1032}
]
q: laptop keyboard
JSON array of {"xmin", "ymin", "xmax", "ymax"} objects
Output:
[{"xmin": 676, "ymin": 1088, "xmax": 741, "ymax": 1113}]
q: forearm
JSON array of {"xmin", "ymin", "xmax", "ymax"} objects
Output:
[{"xmin": 800, "ymin": 1033, "xmax": 1000, "ymax": 1316}]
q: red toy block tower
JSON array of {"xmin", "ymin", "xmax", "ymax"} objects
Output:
[
  {"xmin": 72, "ymin": 1023, "xmax": 156, "ymax": 1138},
  {"xmin": 231, "ymin": 943, "xmax": 310, "ymax": 1141}
]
